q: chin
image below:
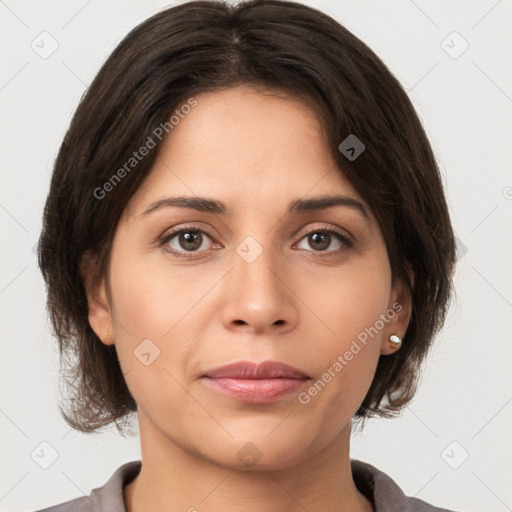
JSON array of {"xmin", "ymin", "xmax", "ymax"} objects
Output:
[{"xmin": 198, "ymin": 434, "xmax": 315, "ymax": 472}]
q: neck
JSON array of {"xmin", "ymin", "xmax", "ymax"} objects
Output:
[{"xmin": 124, "ymin": 412, "xmax": 373, "ymax": 512}]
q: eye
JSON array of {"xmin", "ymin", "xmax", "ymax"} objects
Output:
[
  {"xmin": 159, "ymin": 224, "xmax": 353, "ymax": 259},
  {"xmin": 161, "ymin": 227, "xmax": 216, "ymax": 258},
  {"xmin": 295, "ymin": 227, "xmax": 352, "ymax": 255}
]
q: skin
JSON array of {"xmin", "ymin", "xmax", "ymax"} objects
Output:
[{"xmin": 85, "ymin": 85, "xmax": 412, "ymax": 512}]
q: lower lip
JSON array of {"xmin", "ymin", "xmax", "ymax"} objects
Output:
[{"xmin": 203, "ymin": 377, "xmax": 309, "ymax": 404}]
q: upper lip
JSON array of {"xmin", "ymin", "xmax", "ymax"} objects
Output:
[{"xmin": 203, "ymin": 360, "xmax": 309, "ymax": 379}]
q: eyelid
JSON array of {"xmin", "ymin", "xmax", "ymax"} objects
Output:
[{"xmin": 294, "ymin": 223, "xmax": 353, "ymax": 244}]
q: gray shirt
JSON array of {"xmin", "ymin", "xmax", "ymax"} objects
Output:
[{"xmin": 32, "ymin": 459, "xmax": 459, "ymax": 512}]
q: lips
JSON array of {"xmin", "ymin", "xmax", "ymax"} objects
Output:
[
  {"xmin": 203, "ymin": 360, "xmax": 309, "ymax": 379},
  {"xmin": 202, "ymin": 361, "xmax": 310, "ymax": 404}
]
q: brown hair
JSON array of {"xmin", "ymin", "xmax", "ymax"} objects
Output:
[{"xmin": 38, "ymin": 0, "xmax": 456, "ymax": 434}]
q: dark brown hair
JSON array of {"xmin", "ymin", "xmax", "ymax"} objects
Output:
[{"xmin": 38, "ymin": 0, "xmax": 456, "ymax": 434}]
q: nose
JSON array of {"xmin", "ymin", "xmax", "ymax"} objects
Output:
[{"xmin": 220, "ymin": 240, "xmax": 299, "ymax": 336}]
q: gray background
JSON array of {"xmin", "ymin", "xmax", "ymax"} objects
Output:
[{"xmin": 1, "ymin": 0, "xmax": 511, "ymax": 511}]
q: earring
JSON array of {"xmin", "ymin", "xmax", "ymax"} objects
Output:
[
  {"xmin": 389, "ymin": 334, "xmax": 402, "ymax": 349},
  {"xmin": 104, "ymin": 328, "xmax": 109, "ymax": 340}
]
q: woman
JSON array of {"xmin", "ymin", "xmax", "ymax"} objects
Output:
[{"xmin": 35, "ymin": 1, "xmax": 459, "ymax": 510}]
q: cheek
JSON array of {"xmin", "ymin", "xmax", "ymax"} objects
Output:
[
  {"xmin": 106, "ymin": 252, "xmax": 194, "ymax": 415},
  {"xmin": 106, "ymin": 239, "xmax": 185, "ymax": 379},
  {"xmin": 297, "ymin": 253, "xmax": 391, "ymax": 414},
  {"xmin": 108, "ymin": 238, "xmax": 201, "ymax": 339},
  {"xmin": 106, "ymin": 238, "xmax": 222, "ymax": 398},
  {"xmin": 304, "ymin": 252, "xmax": 392, "ymax": 349},
  {"xmin": 110, "ymin": 267, "xmax": 173, "ymax": 337}
]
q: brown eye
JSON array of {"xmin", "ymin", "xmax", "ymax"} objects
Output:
[
  {"xmin": 296, "ymin": 229, "xmax": 350, "ymax": 253},
  {"xmin": 162, "ymin": 229, "xmax": 213, "ymax": 255},
  {"xmin": 307, "ymin": 232, "xmax": 331, "ymax": 251},
  {"xmin": 177, "ymin": 231, "xmax": 203, "ymax": 251}
]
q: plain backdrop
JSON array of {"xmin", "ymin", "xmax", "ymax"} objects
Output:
[{"xmin": 1, "ymin": 1, "xmax": 511, "ymax": 511}]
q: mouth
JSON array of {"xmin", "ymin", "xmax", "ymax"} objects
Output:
[{"xmin": 202, "ymin": 360, "xmax": 311, "ymax": 404}]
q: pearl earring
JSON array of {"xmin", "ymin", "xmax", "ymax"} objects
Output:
[{"xmin": 389, "ymin": 334, "xmax": 402, "ymax": 349}]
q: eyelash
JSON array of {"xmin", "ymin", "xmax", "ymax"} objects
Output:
[{"xmin": 159, "ymin": 224, "xmax": 353, "ymax": 259}]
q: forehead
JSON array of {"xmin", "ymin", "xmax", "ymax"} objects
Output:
[
  {"xmin": 124, "ymin": 85, "xmax": 368, "ymax": 220},
  {"xmin": 166, "ymin": 85, "xmax": 329, "ymax": 163}
]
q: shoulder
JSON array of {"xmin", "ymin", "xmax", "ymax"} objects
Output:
[
  {"xmin": 351, "ymin": 459, "xmax": 463, "ymax": 512},
  {"xmin": 31, "ymin": 460, "xmax": 142, "ymax": 512}
]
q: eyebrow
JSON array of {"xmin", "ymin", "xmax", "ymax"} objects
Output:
[{"xmin": 142, "ymin": 194, "xmax": 371, "ymax": 222}]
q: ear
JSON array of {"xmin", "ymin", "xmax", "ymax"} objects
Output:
[
  {"xmin": 380, "ymin": 268, "xmax": 414, "ymax": 356},
  {"xmin": 80, "ymin": 253, "xmax": 114, "ymax": 346}
]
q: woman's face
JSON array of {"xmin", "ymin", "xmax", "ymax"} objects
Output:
[{"xmin": 88, "ymin": 85, "xmax": 410, "ymax": 470}]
